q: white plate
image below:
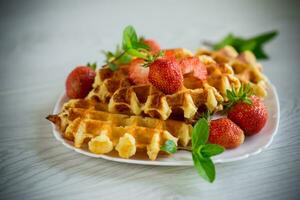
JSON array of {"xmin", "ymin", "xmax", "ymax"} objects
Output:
[{"xmin": 51, "ymin": 83, "xmax": 280, "ymax": 166}]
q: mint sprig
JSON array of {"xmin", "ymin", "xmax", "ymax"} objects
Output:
[
  {"xmin": 160, "ymin": 117, "xmax": 224, "ymax": 183},
  {"xmin": 104, "ymin": 25, "xmax": 163, "ymax": 71},
  {"xmin": 191, "ymin": 118, "xmax": 224, "ymax": 183},
  {"xmin": 122, "ymin": 26, "xmax": 149, "ymax": 51},
  {"xmin": 213, "ymin": 31, "xmax": 278, "ymax": 59}
]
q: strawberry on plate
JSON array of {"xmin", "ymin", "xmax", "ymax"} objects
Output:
[
  {"xmin": 209, "ymin": 118, "xmax": 245, "ymax": 149},
  {"xmin": 148, "ymin": 57, "xmax": 183, "ymax": 94},
  {"xmin": 66, "ymin": 66, "xmax": 96, "ymax": 99},
  {"xmin": 143, "ymin": 39, "xmax": 161, "ymax": 54},
  {"xmin": 179, "ymin": 57, "xmax": 207, "ymax": 80},
  {"xmin": 128, "ymin": 58, "xmax": 149, "ymax": 85},
  {"xmin": 225, "ymin": 85, "xmax": 268, "ymax": 136},
  {"xmin": 228, "ymin": 95, "xmax": 268, "ymax": 136}
]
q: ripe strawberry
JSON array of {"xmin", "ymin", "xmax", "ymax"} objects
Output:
[
  {"xmin": 228, "ymin": 95, "xmax": 268, "ymax": 136},
  {"xmin": 148, "ymin": 58, "xmax": 183, "ymax": 94},
  {"xmin": 143, "ymin": 39, "xmax": 161, "ymax": 54},
  {"xmin": 209, "ymin": 118, "xmax": 245, "ymax": 149},
  {"xmin": 179, "ymin": 57, "xmax": 207, "ymax": 80},
  {"xmin": 128, "ymin": 58, "xmax": 149, "ymax": 85},
  {"xmin": 66, "ymin": 66, "xmax": 96, "ymax": 99}
]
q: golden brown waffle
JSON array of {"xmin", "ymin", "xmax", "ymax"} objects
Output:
[
  {"xmin": 87, "ymin": 47, "xmax": 268, "ymax": 122},
  {"xmin": 196, "ymin": 46, "xmax": 268, "ymax": 97},
  {"xmin": 87, "ymin": 53, "xmax": 224, "ymax": 121},
  {"xmin": 47, "ymin": 99, "xmax": 193, "ymax": 160},
  {"xmin": 48, "ymin": 46, "xmax": 269, "ymax": 161}
]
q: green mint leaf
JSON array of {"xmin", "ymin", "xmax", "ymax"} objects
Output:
[
  {"xmin": 213, "ymin": 31, "xmax": 278, "ymax": 60},
  {"xmin": 192, "ymin": 118, "xmax": 209, "ymax": 148},
  {"xmin": 122, "ymin": 25, "xmax": 138, "ymax": 51},
  {"xmin": 252, "ymin": 46, "xmax": 268, "ymax": 59},
  {"xmin": 118, "ymin": 53, "xmax": 132, "ymax": 64},
  {"xmin": 239, "ymin": 40, "xmax": 257, "ymax": 52},
  {"xmin": 103, "ymin": 51, "xmax": 115, "ymax": 61},
  {"xmin": 192, "ymin": 152, "xmax": 216, "ymax": 183},
  {"xmin": 87, "ymin": 62, "xmax": 97, "ymax": 71},
  {"xmin": 133, "ymin": 41, "xmax": 150, "ymax": 50},
  {"xmin": 201, "ymin": 144, "xmax": 224, "ymax": 157},
  {"xmin": 190, "ymin": 118, "xmax": 223, "ymax": 183},
  {"xmin": 250, "ymin": 31, "xmax": 278, "ymax": 44},
  {"xmin": 108, "ymin": 62, "xmax": 118, "ymax": 71},
  {"xmin": 127, "ymin": 48, "xmax": 147, "ymax": 59},
  {"xmin": 213, "ymin": 33, "xmax": 235, "ymax": 50},
  {"xmin": 160, "ymin": 140, "xmax": 177, "ymax": 154}
]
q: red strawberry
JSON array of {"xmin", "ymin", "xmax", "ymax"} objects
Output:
[
  {"xmin": 228, "ymin": 95, "xmax": 268, "ymax": 136},
  {"xmin": 148, "ymin": 58, "xmax": 183, "ymax": 94},
  {"xmin": 209, "ymin": 118, "xmax": 245, "ymax": 149},
  {"xmin": 128, "ymin": 59, "xmax": 149, "ymax": 85},
  {"xmin": 143, "ymin": 39, "xmax": 161, "ymax": 54},
  {"xmin": 66, "ymin": 66, "xmax": 96, "ymax": 99},
  {"xmin": 179, "ymin": 57, "xmax": 207, "ymax": 80}
]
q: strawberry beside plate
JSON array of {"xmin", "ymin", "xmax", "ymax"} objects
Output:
[{"xmin": 50, "ymin": 83, "xmax": 279, "ymax": 166}]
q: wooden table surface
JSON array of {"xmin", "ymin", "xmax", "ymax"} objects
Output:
[{"xmin": 1, "ymin": 0, "xmax": 300, "ymax": 199}]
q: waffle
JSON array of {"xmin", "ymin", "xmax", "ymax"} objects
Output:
[
  {"xmin": 48, "ymin": 46, "xmax": 269, "ymax": 160},
  {"xmin": 47, "ymin": 99, "xmax": 193, "ymax": 160},
  {"xmin": 87, "ymin": 50, "xmax": 225, "ymax": 122},
  {"xmin": 196, "ymin": 46, "xmax": 268, "ymax": 97}
]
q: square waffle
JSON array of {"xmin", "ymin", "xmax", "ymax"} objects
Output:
[
  {"xmin": 196, "ymin": 46, "xmax": 268, "ymax": 97},
  {"xmin": 47, "ymin": 99, "xmax": 193, "ymax": 160},
  {"xmin": 87, "ymin": 58, "xmax": 225, "ymax": 122}
]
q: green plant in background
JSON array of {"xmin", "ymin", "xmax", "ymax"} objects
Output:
[{"xmin": 212, "ymin": 31, "xmax": 278, "ymax": 59}]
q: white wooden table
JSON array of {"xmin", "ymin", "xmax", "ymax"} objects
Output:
[{"xmin": 1, "ymin": 0, "xmax": 300, "ymax": 199}]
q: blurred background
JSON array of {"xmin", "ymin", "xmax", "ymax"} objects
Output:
[{"xmin": 0, "ymin": 0, "xmax": 299, "ymax": 200}]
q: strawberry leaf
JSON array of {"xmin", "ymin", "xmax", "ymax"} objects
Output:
[
  {"xmin": 87, "ymin": 62, "xmax": 97, "ymax": 71},
  {"xmin": 243, "ymin": 98, "xmax": 252, "ymax": 105},
  {"xmin": 224, "ymin": 84, "xmax": 253, "ymax": 110}
]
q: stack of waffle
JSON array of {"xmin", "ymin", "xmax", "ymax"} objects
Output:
[{"xmin": 48, "ymin": 46, "xmax": 268, "ymax": 160}]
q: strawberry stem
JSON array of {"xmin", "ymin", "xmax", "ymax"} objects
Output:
[{"xmin": 224, "ymin": 84, "xmax": 253, "ymax": 110}]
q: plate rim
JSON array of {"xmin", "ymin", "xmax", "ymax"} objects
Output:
[{"xmin": 51, "ymin": 83, "xmax": 280, "ymax": 166}]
